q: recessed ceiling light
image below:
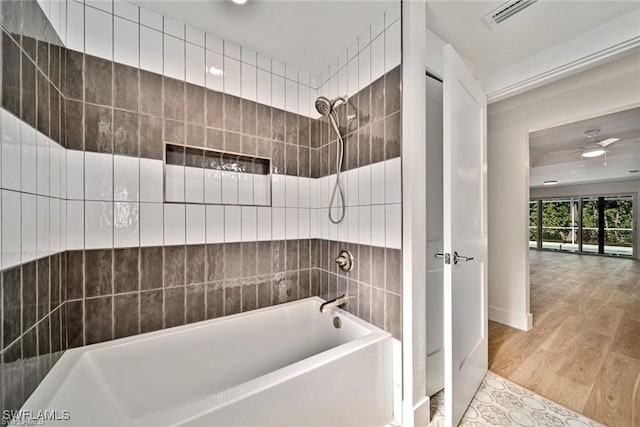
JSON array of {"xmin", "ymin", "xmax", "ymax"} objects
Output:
[
  {"xmin": 543, "ymin": 180, "xmax": 558, "ymax": 186},
  {"xmin": 628, "ymin": 170, "xmax": 640, "ymax": 174},
  {"xmin": 581, "ymin": 148, "xmax": 606, "ymax": 158},
  {"xmin": 231, "ymin": 0, "xmax": 248, "ymax": 4}
]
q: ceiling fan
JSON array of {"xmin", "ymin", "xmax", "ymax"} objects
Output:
[{"xmin": 549, "ymin": 129, "xmax": 621, "ymax": 165}]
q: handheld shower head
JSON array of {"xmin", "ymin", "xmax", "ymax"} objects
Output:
[
  {"xmin": 315, "ymin": 95, "xmax": 348, "ymax": 117},
  {"xmin": 315, "ymin": 96, "xmax": 332, "ymax": 116}
]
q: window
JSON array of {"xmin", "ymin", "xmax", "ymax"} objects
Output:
[{"xmin": 530, "ymin": 194, "xmax": 633, "ymax": 257}]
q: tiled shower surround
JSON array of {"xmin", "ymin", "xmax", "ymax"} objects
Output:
[{"xmin": 0, "ymin": 0, "xmax": 403, "ymax": 414}]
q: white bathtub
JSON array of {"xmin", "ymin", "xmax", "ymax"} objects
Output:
[{"xmin": 19, "ymin": 297, "xmax": 393, "ymax": 426}]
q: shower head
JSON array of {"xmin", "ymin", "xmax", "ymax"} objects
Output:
[
  {"xmin": 315, "ymin": 95, "xmax": 348, "ymax": 116},
  {"xmin": 315, "ymin": 96, "xmax": 332, "ymax": 116}
]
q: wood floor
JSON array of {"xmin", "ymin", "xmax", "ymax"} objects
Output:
[{"xmin": 489, "ymin": 250, "xmax": 640, "ymax": 427}]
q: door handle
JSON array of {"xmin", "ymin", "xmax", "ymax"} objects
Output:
[{"xmin": 453, "ymin": 251, "xmax": 474, "ymax": 265}]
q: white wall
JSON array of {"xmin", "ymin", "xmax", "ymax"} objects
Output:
[{"xmin": 488, "ymin": 52, "xmax": 640, "ymax": 331}]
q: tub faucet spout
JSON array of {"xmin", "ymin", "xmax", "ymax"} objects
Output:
[{"xmin": 319, "ymin": 294, "xmax": 355, "ymax": 313}]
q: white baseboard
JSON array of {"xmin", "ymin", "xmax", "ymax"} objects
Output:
[{"xmin": 489, "ymin": 306, "xmax": 533, "ymax": 331}]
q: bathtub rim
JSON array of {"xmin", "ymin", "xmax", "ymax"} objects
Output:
[{"xmin": 21, "ymin": 297, "xmax": 391, "ymax": 425}]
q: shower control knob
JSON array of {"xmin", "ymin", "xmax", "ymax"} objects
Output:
[{"xmin": 335, "ymin": 250, "xmax": 355, "ymax": 272}]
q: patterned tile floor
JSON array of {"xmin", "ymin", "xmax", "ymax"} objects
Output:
[{"xmin": 429, "ymin": 372, "xmax": 604, "ymax": 426}]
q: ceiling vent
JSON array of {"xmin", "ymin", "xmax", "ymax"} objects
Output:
[{"xmin": 484, "ymin": 0, "xmax": 538, "ymax": 27}]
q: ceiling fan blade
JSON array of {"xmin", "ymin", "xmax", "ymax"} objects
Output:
[{"xmin": 597, "ymin": 137, "xmax": 620, "ymax": 147}]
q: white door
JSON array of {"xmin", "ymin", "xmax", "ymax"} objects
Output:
[
  {"xmin": 425, "ymin": 74, "xmax": 444, "ymax": 397},
  {"xmin": 442, "ymin": 45, "xmax": 488, "ymax": 426}
]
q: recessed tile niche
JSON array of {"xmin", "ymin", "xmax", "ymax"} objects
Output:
[{"xmin": 164, "ymin": 143, "xmax": 272, "ymax": 206}]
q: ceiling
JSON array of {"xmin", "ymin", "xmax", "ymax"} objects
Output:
[
  {"xmin": 133, "ymin": 0, "xmax": 397, "ymax": 74},
  {"xmin": 425, "ymin": 1, "xmax": 640, "ymax": 79},
  {"xmin": 529, "ymin": 107, "xmax": 640, "ymax": 188}
]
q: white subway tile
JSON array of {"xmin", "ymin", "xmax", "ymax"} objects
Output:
[
  {"xmin": 238, "ymin": 173, "xmax": 254, "ymax": 205},
  {"xmin": 221, "ymin": 171, "xmax": 238, "ymax": 204},
  {"xmin": 50, "ymin": 198, "xmax": 61, "ymax": 255},
  {"xmin": 114, "ymin": 201, "xmax": 139, "ymax": 247},
  {"xmin": 114, "ymin": 16, "xmax": 139, "ymax": 68},
  {"xmin": 309, "ymin": 208, "xmax": 318, "ymax": 239},
  {"xmin": 66, "ymin": 0, "xmax": 84, "ymax": 52},
  {"xmin": 206, "ymin": 205, "xmax": 224, "ymax": 243},
  {"xmin": 21, "ymin": 194, "xmax": 37, "ymax": 263},
  {"xmin": 337, "ymin": 209, "xmax": 348, "ymax": 241},
  {"xmin": 224, "ymin": 206, "xmax": 241, "ymax": 242},
  {"xmin": 253, "ymin": 174, "xmax": 269, "ymax": 206},
  {"xmin": 347, "ymin": 58, "xmax": 359, "ymax": 99},
  {"xmin": 285, "ymin": 79, "xmax": 298, "ymax": 114},
  {"xmin": 164, "ymin": 203, "xmax": 186, "ymax": 245},
  {"xmin": 49, "ymin": 145, "xmax": 61, "ymax": 198},
  {"xmin": 186, "ymin": 26, "xmax": 205, "ymax": 47},
  {"xmin": 165, "ymin": 164, "xmax": 185, "ymax": 202},
  {"xmin": 298, "ymin": 177, "xmax": 310, "ymax": 208},
  {"xmin": 386, "ymin": 204, "xmax": 402, "ymax": 249},
  {"xmin": 2, "ymin": 190, "xmax": 20, "ymax": 268},
  {"xmin": 371, "ymin": 205, "xmax": 385, "ymax": 247},
  {"xmin": 371, "ymin": 162, "xmax": 386, "ymax": 205},
  {"xmin": 285, "ymin": 175, "xmax": 298, "ymax": 208},
  {"xmin": 140, "ymin": 26, "xmax": 163, "ymax": 74},
  {"xmin": 185, "ymin": 167, "xmax": 204, "ymax": 203},
  {"xmin": 60, "ymin": 188, "xmax": 68, "ymax": 251},
  {"xmin": 186, "ymin": 43, "xmax": 205, "ymax": 86},
  {"xmin": 272, "ymin": 207, "xmax": 285, "ymax": 240},
  {"xmin": 346, "ymin": 169, "xmax": 359, "ymax": 207},
  {"xmin": 224, "ymin": 57, "xmax": 241, "ymax": 97},
  {"xmin": 257, "ymin": 207, "xmax": 271, "ymax": 241},
  {"xmin": 114, "ymin": 155, "xmax": 139, "ymax": 202},
  {"xmin": 359, "ymin": 45, "xmax": 371, "ymax": 90},
  {"xmin": 204, "ymin": 169, "xmax": 222, "ymax": 204},
  {"xmin": 358, "ymin": 205, "xmax": 371, "ymax": 245},
  {"xmin": 272, "ymin": 60, "xmax": 285, "ymax": 77},
  {"xmin": 320, "ymin": 208, "xmax": 328, "ymax": 239},
  {"xmin": 60, "ymin": 145, "xmax": 67, "ymax": 199},
  {"xmin": 272, "ymin": 75, "xmax": 285, "ymax": 110},
  {"xmin": 224, "ymin": 40, "xmax": 241, "ymax": 60},
  {"xmin": 385, "ymin": 19, "xmax": 401, "ymax": 72},
  {"xmin": 338, "ymin": 67, "xmax": 348, "ymax": 100},
  {"xmin": 285, "ymin": 207, "xmax": 298, "ymax": 239},
  {"xmin": 358, "ymin": 25, "xmax": 371, "ymax": 50},
  {"xmin": 371, "ymin": 33, "xmax": 385, "ymax": 83},
  {"xmin": 140, "ymin": 7, "xmax": 163, "ymax": 30},
  {"xmin": 298, "ymin": 84, "xmax": 310, "ymax": 117},
  {"xmin": 84, "ymin": 152, "xmax": 113, "ymax": 201},
  {"xmin": 271, "ymin": 174, "xmax": 285, "ymax": 207},
  {"xmin": 164, "ymin": 35, "xmax": 185, "ymax": 80},
  {"xmin": 85, "ymin": 200, "xmax": 113, "ymax": 249},
  {"xmin": 163, "ymin": 17, "xmax": 184, "ymax": 39},
  {"xmin": 309, "ymin": 178, "xmax": 317, "ymax": 209},
  {"xmin": 241, "ymin": 62, "xmax": 257, "ymax": 102},
  {"xmin": 347, "ymin": 206, "xmax": 359, "ymax": 243},
  {"xmin": 186, "ymin": 204, "xmax": 206, "ymax": 244},
  {"xmin": 140, "ymin": 202, "xmax": 163, "ymax": 246},
  {"xmin": 205, "ymin": 50, "xmax": 224, "ymax": 92},
  {"xmin": 257, "ymin": 54, "xmax": 271, "ymax": 71},
  {"xmin": 358, "ymin": 165, "xmax": 371, "ymax": 206},
  {"xmin": 66, "ymin": 200, "xmax": 84, "ymax": 250},
  {"xmin": 139, "ymin": 158, "xmax": 163, "ymax": 202},
  {"xmin": 241, "ymin": 206, "xmax": 257, "ymax": 241},
  {"xmin": 241, "ymin": 47, "xmax": 257, "ymax": 65},
  {"xmin": 1, "ymin": 110, "xmax": 21, "ymax": 191},
  {"xmin": 328, "ymin": 212, "xmax": 338, "ymax": 241},
  {"xmin": 205, "ymin": 33, "xmax": 223, "ymax": 54},
  {"xmin": 67, "ymin": 150, "xmax": 85, "ymax": 200},
  {"xmin": 285, "ymin": 65, "xmax": 298, "ymax": 81},
  {"xmin": 329, "ymin": 74, "xmax": 337, "ymax": 99},
  {"xmin": 385, "ymin": 157, "xmax": 402, "ymax": 204},
  {"xmin": 85, "ymin": 6, "xmax": 112, "ymax": 60},
  {"xmin": 20, "ymin": 122, "xmax": 37, "ymax": 194},
  {"xmin": 114, "ymin": 1, "xmax": 138, "ymax": 21},
  {"xmin": 36, "ymin": 134, "xmax": 50, "ymax": 196},
  {"xmin": 299, "ymin": 208, "xmax": 310, "ymax": 239},
  {"xmin": 257, "ymin": 69, "xmax": 271, "ymax": 106}
]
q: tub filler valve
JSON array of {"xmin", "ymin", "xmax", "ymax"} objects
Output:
[
  {"xmin": 335, "ymin": 249, "xmax": 355, "ymax": 272},
  {"xmin": 319, "ymin": 294, "xmax": 355, "ymax": 313}
]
